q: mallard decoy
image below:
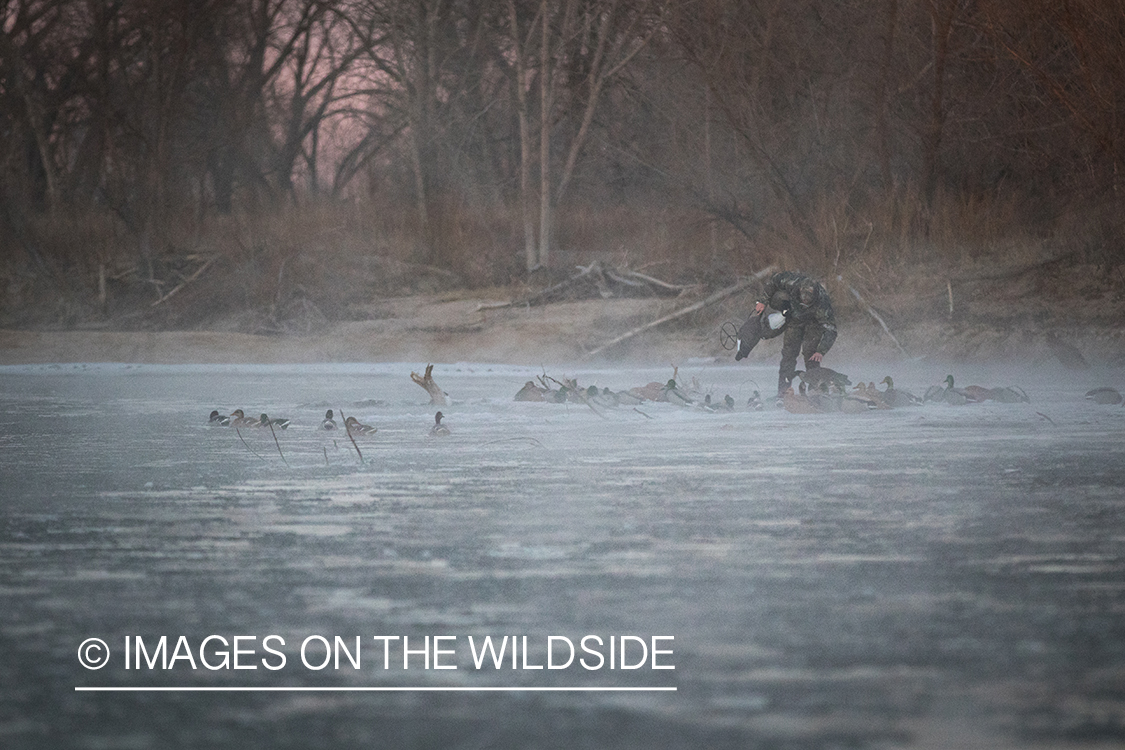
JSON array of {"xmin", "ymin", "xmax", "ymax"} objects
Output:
[
  {"xmin": 229, "ymin": 409, "xmax": 259, "ymax": 427},
  {"xmin": 258, "ymin": 413, "xmax": 290, "ymax": 429},
  {"xmin": 925, "ymin": 375, "xmax": 972, "ymax": 405},
  {"xmin": 879, "ymin": 376, "xmax": 921, "ymax": 407},
  {"xmin": 1086, "ymin": 387, "xmax": 1123, "ymax": 405},
  {"xmin": 429, "ymin": 411, "xmax": 451, "ymax": 436},
  {"xmin": 344, "ymin": 416, "xmax": 377, "ymax": 435},
  {"xmin": 321, "ymin": 409, "xmax": 337, "ymax": 430},
  {"xmin": 663, "ymin": 379, "xmax": 694, "ymax": 407},
  {"xmin": 209, "ymin": 410, "xmax": 230, "ymax": 426},
  {"xmin": 514, "ymin": 381, "xmax": 548, "ymax": 402},
  {"xmin": 747, "ymin": 391, "xmax": 764, "ymax": 411}
]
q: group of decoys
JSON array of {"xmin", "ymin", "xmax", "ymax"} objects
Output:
[
  {"xmin": 208, "ymin": 407, "xmax": 450, "ymax": 436},
  {"xmin": 513, "ymin": 377, "xmax": 743, "ymax": 412},
  {"xmin": 209, "ymin": 409, "xmax": 291, "ymax": 429}
]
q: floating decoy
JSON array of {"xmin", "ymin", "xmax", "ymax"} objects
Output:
[
  {"xmin": 229, "ymin": 409, "xmax": 259, "ymax": 427},
  {"xmin": 925, "ymin": 375, "xmax": 971, "ymax": 405},
  {"xmin": 258, "ymin": 413, "xmax": 290, "ymax": 429},
  {"xmin": 322, "ymin": 409, "xmax": 337, "ymax": 430},
  {"xmin": 663, "ymin": 379, "xmax": 694, "ymax": 407},
  {"xmin": 1086, "ymin": 387, "xmax": 1123, "ymax": 405},
  {"xmin": 429, "ymin": 411, "xmax": 451, "ymax": 437},
  {"xmin": 208, "ymin": 410, "xmax": 230, "ymax": 426},
  {"xmin": 344, "ymin": 416, "xmax": 377, "ymax": 435},
  {"xmin": 783, "ymin": 384, "xmax": 822, "ymax": 414},
  {"xmin": 878, "ymin": 376, "xmax": 921, "ymax": 407},
  {"xmin": 514, "ymin": 381, "xmax": 548, "ymax": 402}
]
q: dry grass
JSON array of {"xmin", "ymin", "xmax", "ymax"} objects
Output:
[{"xmin": 1, "ymin": 185, "xmax": 1122, "ymax": 332}]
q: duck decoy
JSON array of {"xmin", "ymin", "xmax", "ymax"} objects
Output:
[
  {"xmin": 230, "ymin": 409, "xmax": 259, "ymax": 427},
  {"xmin": 783, "ymin": 384, "xmax": 822, "ymax": 414},
  {"xmin": 879, "ymin": 376, "xmax": 920, "ymax": 407},
  {"xmin": 209, "ymin": 410, "xmax": 230, "ymax": 426},
  {"xmin": 1086, "ymin": 387, "xmax": 1123, "ymax": 405},
  {"xmin": 258, "ymin": 413, "xmax": 290, "ymax": 429},
  {"xmin": 429, "ymin": 411, "xmax": 451, "ymax": 437},
  {"xmin": 796, "ymin": 367, "xmax": 852, "ymax": 394},
  {"xmin": 925, "ymin": 375, "xmax": 972, "ymax": 405},
  {"xmin": 514, "ymin": 381, "xmax": 548, "ymax": 402},
  {"xmin": 344, "ymin": 416, "xmax": 377, "ymax": 435},
  {"xmin": 629, "ymin": 382, "xmax": 666, "ymax": 402},
  {"xmin": 322, "ymin": 409, "xmax": 337, "ymax": 430},
  {"xmin": 747, "ymin": 390, "xmax": 764, "ymax": 411},
  {"xmin": 663, "ymin": 379, "xmax": 694, "ymax": 407}
]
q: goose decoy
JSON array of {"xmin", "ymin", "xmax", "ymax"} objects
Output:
[
  {"xmin": 321, "ymin": 409, "xmax": 337, "ymax": 430},
  {"xmin": 208, "ymin": 410, "xmax": 230, "ymax": 426},
  {"xmin": 514, "ymin": 381, "xmax": 548, "ymax": 402},
  {"xmin": 344, "ymin": 416, "xmax": 377, "ymax": 435},
  {"xmin": 229, "ymin": 409, "xmax": 259, "ymax": 427},
  {"xmin": 429, "ymin": 411, "xmax": 451, "ymax": 437},
  {"xmin": 879, "ymin": 376, "xmax": 920, "ymax": 407},
  {"xmin": 1086, "ymin": 387, "xmax": 1123, "ymax": 405}
]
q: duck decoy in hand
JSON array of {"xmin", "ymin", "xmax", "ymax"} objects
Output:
[
  {"xmin": 209, "ymin": 410, "xmax": 230, "ymax": 426},
  {"xmin": 796, "ymin": 367, "xmax": 852, "ymax": 394},
  {"xmin": 429, "ymin": 411, "xmax": 451, "ymax": 437},
  {"xmin": 1086, "ymin": 387, "xmax": 1123, "ymax": 405},
  {"xmin": 322, "ymin": 409, "xmax": 338, "ymax": 430},
  {"xmin": 344, "ymin": 416, "xmax": 377, "ymax": 435}
]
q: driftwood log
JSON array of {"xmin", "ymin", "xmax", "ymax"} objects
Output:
[
  {"xmin": 477, "ymin": 261, "xmax": 693, "ymax": 311},
  {"xmin": 410, "ymin": 364, "xmax": 448, "ymax": 406},
  {"xmin": 581, "ymin": 266, "xmax": 775, "ymax": 360}
]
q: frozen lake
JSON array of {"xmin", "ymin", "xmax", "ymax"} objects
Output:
[{"xmin": 2, "ymin": 361, "xmax": 1124, "ymax": 749}]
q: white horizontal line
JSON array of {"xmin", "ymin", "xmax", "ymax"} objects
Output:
[{"xmin": 75, "ymin": 686, "xmax": 676, "ymax": 692}]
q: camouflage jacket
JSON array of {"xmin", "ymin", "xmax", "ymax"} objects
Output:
[{"xmin": 756, "ymin": 271, "xmax": 838, "ymax": 355}]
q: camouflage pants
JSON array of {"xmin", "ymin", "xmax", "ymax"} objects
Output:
[{"xmin": 777, "ymin": 321, "xmax": 825, "ymax": 396}]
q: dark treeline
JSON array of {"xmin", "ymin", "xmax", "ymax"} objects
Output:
[{"xmin": 2, "ymin": 0, "xmax": 1123, "ymax": 321}]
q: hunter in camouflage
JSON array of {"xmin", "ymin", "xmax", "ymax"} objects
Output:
[{"xmin": 754, "ymin": 271, "xmax": 838, "ymax": 399}]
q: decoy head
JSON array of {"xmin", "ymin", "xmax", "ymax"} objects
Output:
[
  {"xmin": 587, "ymin": 385, "xmax": 599, "ymax": 397},
  {"xmin": 231, "ymin": 409, "xmax": 245, "ymax": 418},
  {"xmin": 209, "ymin": 410, "xmax": 221, "ymax": 421},
  {"xmin": 881, "ymin": 376, "xmax": 894, "ymax": 388},
  {"xmin": 665, "ymin": 379, "xmax": 677, "ymax": 390},
  {"xmin": 945, "ymin": 375, "xmax": 955, "ymax": 387},
  {"xmin": 325, "ymin": 409, "xmax": 334, "ymax": 419},
  {"xmin": 724, "ymin": 395, "xmax": 735, "ymax": 408},
  {"xmin": 259, "ymin": 413, "xmax": 270, "ymax": 424},
  {"xmin": 434, "ymin": 411, "xmax": 444, "ymax": 424}
]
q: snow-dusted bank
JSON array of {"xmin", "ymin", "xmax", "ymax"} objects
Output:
[{"xmin": 2, "ymin": 361, "xmax": 1124, "ymax": 748}]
